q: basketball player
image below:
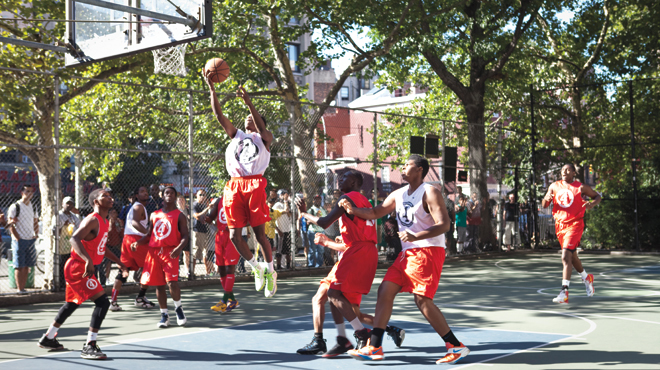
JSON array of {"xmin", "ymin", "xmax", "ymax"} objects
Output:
[
  {"xmin": 110, "ymin": 186, "xmax": 155, "ymax": 311},
  {"xmin": 296, "ymin": 232, "xmax": 405, "ymax": 357},
  {"xmin": 294, "ymin": 170, "xmax": 380, "ymax": 356},
  {"xmin": 133, "ymin": 187, "xmax": 189, "ymax": 328},
  {"xmin": 204, "ymin": 75, "xmax": 277, "ymax": 298},
  {"xmin": 38, "ymin": 189, "xmax": 127, "ymax": 360},
  {"xmin": 542, "ymin": 164, "xmax": 600, "ymax": 303},
  {"xmin": 206, "ymin": 197, "xmax": 241, "ymax": 313},
  {"xmin": 340, "ymin": 155, "xmax": 470, "ymax": 364}
]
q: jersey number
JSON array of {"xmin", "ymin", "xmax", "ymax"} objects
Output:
[{"xmin": 366, "ymin": 219, "xmax": 375, "ymax": 227}]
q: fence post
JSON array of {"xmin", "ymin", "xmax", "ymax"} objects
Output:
[
  {"xmin": 497, "ymin": 116, "xmax": 503, "ymax": 250},
  {"xmin": 188, "ymin": 90, "xmax": 195, "ymax": 278},
  {"xmin": 373, "ymin": 113, "xmax": 378, "ymax": 204},
  {"xmin": 53, "ymin": 75, "xmax": 61, "ymax": 291},
  {"xmin": 530, "ymin": 84, "xmax": 538, "ymax": 249},
  {"xmin": 290, "ymin": 116, "xmax": 297, "ymax": 269},
  {"xmin": 628, "ymin": 81, "xmax": 640, "ymax": 251},
  {"xmin": 441, "ymin": 121, "xmax": 446, "ymax": 187}
]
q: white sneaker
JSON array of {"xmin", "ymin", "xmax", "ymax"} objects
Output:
[
  {"xmin": 264, "ymin": 264, "xmax": 277, "ymax": 298},
  {"xmin": 583, "ymin": 274, "xmax": 595, "ymax": 297},
  {"xmin": 252, "ymin": 263, "xmax": 265, "ymax": 291},
  {"xmin": 552, "ymin": 289, "xmax": 569, "ymax": 304},
  {"xmin": 110, "ymin": 301, "xmax": 122, "ymax": 312}
]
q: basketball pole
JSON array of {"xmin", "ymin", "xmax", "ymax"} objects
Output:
[{"xmin": 0, "ymin": 37, "xmax": 69, "ymax": 53}]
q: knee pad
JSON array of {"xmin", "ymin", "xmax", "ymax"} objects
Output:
[
  {"xmin": 90, "ymin": 294, "xmax": 110, "ymax": 329},
  {"xmin": 115, "ymin": 271, "xmax": 127, "ymax": 283},
  {"xmin": 55, "ymin": 301, "xmax": 79, "ymax": 325}
]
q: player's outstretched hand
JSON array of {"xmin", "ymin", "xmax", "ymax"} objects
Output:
[
  {"xmin": 203, "ymin": 68, "xmax": 215, "ymax": 91},
  {"xmin": 398, "ymin": 230, "xmax": 418, "ymax": 243},
  {"xmin": 338, "ymin": 198, "xmax": 353, "ymax": 214},
  {"xmin": 294, "ymin": 197, "xmax": 307, "ymax": 213},
  {"xmin": 236, "ymin": 85, "xmax": 252, "ymax": 105},
  {"xmin": 314, "ymin": 233, "xmax": 330, "ymax": 246}
]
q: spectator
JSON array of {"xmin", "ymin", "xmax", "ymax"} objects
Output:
[
  {"xmin": 503, "ymin": 193, "xmax": 518, "ymax": 252},
  {"xmin": 465, "ymin": 192, "xmax": 485, "ymax": 253},
  {"xmin": 99, "ymin": 208, "xmax": 124, "ymax": 285},
  {"xmin": 455, "ymin": 194, "xmax": 468, "ymax": 253},
  {"xmin": 118, "ymin": 194, "xmax": 135, "ymax": 224},
  {"xmin": 306, "ymin": 195, "xmax": 326, "ymax": 268},
  {"xmin": 322, "ymin": 202, "xmax": 340, "ymax": 265},
  {"xmin": 296, "ymin": 194, "xmax": 309, "ymax": 263},
  {"xmin": 0, "ymin": 206, "xmax": 6, "ymax": 227},
  {"xmin": 268, "ymin": 189, "xmax": 279, "ymax": 204},
  {"xmin": 273, "ymin": 189, "xmax": 292, "ymax": 269},
  {"xmin": 190, "ymin": 189, "xmax": 212, "ymax": 277},
  {"xmin": 331, "ymin": 189, "xmax": 342, "ymax": 204},
  {"xmin": 145, "ymin": 183, "xmax": 162, "ymax": 215},
  {"xmin": 383, "ymin": 210, "xmax": 402, "ymax": 261},
  {"xmin": 265, "ymin": 199, "xmax": 280, "ymax": 268},
  {"xmin": 53, "ymin": 196, "xmax": 80, "ymax": 289},
  {"xmin": 7, "ymin": 185, "xmax": 39, "ymax": 293},
  {"xmin": 519, "ymin": 199, "xmax": 531, "ymax": 242},
  {"xmin": 176, "ymin": 194, "xmax": 189, "ymax": 216},
  {"xmin": 443, "ymin": 188, "xmax": 456, "ymax": 254}
]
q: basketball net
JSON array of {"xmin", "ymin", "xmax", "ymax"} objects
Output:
[{"xmin": 152, "ymin": 44, "xmax": 187, "ymax": 77}]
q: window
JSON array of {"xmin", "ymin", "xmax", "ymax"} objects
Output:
[
  {"xmin": 360, "ymin": 79, "xmax": 371, "ymax": 90},
  {"xmin": 340, "ymin": 86, "xmax": 349, "ymax": 100},
  {"xmin": 287, "ymin": 44, "xmax": 300, "ymax": 73}
]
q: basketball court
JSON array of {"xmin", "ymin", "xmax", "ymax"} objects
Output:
[{"xmin": 1, "ymin": 253, "xmax": 659, "ymax": 369}]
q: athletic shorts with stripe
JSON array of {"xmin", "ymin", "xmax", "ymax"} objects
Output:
[
  {"xmin": 556, "ymin": 220, "xmax": 584, "ymax": 251},
  {"xmin": 64, "ymin": 258, "xmax": 105, "ymax": 304},
  {"xmin": 383, "ymin": 247, "xmax": 446, "ymax": 299},
  {"xmin": 323, "ymin": 241, "xmax": 378, "ymax": 305},
  {"xmin": 120, "ymin": 234, "xmax": 149, "ymax": 270},
  {"xmin": 215, "ymin": 227, "xmax": 240, "ymax": 266},
  {"xmin": 223, "ymin": 175, "xmax": 271, "ymax": 229},
  {"xmin": 140, "ymin": 247, "xmax": 180, "ymax": 286}
]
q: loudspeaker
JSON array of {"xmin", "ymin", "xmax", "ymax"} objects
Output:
[
  {"xmin": 410, "ymin": 136, "xmax": 424, "ymax": 155},
  {"xmin": 458, "ymin": 170, "xmax": 468, "ymax": 182},
  {"xmin": 443, "ymin": 146, "xmax": 457, "ymax": 182},
  {"xmin": 425, "ymin": 134, "xmax": 439, "ymax": 158}
]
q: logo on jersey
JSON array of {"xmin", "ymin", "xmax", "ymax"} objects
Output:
[
  {"xmin": 153, "ymin": 218, "xmax": 172, "ymax": 241},
  {"xmin": 86, "ymin": 279, "xmax": 98, "ymax": 290},
  {"xmin": 219, "ymin": 206, "xmax": 227, "ymax": 224},
  {"xmin": 97, "ymin": 232, "xmax": 108, "ymax": 255},
  {"xmin": 555, "ymin": 189, "xmax": 574, "ymax": 208},
  {"xmin": 397, "ymin": 201, "xmax": 415, "ymax": 227},
  {"xmin": 235, "ymin": 138, "xmax": 259, "ymax": 164}
]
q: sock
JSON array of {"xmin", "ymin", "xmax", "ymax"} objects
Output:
[
  {"xmin": 348, "ymin": 317, "xmax": 364, "ymax": 331},
  {"xmin": 314, "ymin": 332, "xmax": 323, "ymax": 340},
  {"xmin": 220, "ymin": 275, "xmax": 227, "ymax": 289},
  {"xmin": 86, "ymin": 331, "xmax": 98, "ymax": 344},
  {"xmin": 111, "ymin": 288, "xmax": 118, "ymax": 303},
  {"xmin": 370, "ymin": 327, "xmax": 385, "ymax": 348},
  {"xmin": 247, "ymin": 256, "xmax": 259, "ymax": 268},
  {"xmin": 137, "ymin": 288, "xmax": 147, "ymax": 298},
  {"xmin": 160, "ymin": 308, "xmax": 168, "ymax": 315},
  {"xmin": 228, "ymin": 292, "xmax": 235, "ymax": 301},
  {"xmin": 441, "ymin": 330, "xmax": 461, "ymax": 347},
  {"xmin": 225, "ymin": 274, "xmax": 235, "ymax": 292},
  {"xmin": 562, "ymin": 280, "xmax": 570, "ymax": 290},
  {"xmin": 579, "ymin": 270, "xmax": 588, "ymax": 280},
  {"xmin": 267, "ymin": 261, "xmax": 275, "ymax": 273},
  {"xmin": 46, "ymin": 324, "xmax": 59, "ymax": 339},
  {"xmin": 335, "ymin": 322, "xmax": 346, "ymax": 338},
  {"xmin": 173, "ymin": 300, "xmax": 182, "ymax": 309},
  {"xmin": 222, "ymin": 292, "xmax": 229, "ymax": 303}
]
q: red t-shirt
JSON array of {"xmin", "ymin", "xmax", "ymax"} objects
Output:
[
  {"xmin": 339, "ymin": 192, "xmax": 377, "ymax": 247},
  {"xmin": 552, "ymin": 180, "xmax": 586, "ymax": 224},
  {"xmin": 71, "ymin": 213, "xmax": 108, "ymax": 266},
  {"xmin": 149, "ymin": 209, "xmax": 182, "ymax": 248}
]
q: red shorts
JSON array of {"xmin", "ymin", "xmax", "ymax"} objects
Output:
[
  {"xmin": 383, "ymin": 247, "xmax": 446, "ymax": 299},
  {"xmin": 223, "ymin": 175, "xmax": 271, "ymax": 229},
  {"xmin": 215, "ymin": 227, "xmax": 240, "ymax": 266},
  {"xmin": 120, "ymin": 234, "xmax": 149, "ymax": 270},
  {"xmin": 64, "ymin": 258, "xmax": 105, "ymax": 304},
  {"xmin": 556, "ymin": 220, "xmax": 584, "ymax": 250},
  {"xmin": 323, "ymin": 241, "xmax": 378, "ymax": 305},
  {"xmin": 140, "ymin": 247, "xmax": 180, "ymax": 286}
]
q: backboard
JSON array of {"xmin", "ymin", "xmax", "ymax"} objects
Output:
[{"xmin": 64, "ymin": 0, "xmax": 212, "ymax": 67}]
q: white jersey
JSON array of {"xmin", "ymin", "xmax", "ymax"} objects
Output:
[
  {"xmin": 125, "ymin": 202, "xmax": 148, "ymax": 237},
  {"xmin": 394, "ymin": 183, "xmax": 446, "ymax": 251},
  {"xmin": 225, "ymin": 129, "xmax": 270, "ymax": 177}
]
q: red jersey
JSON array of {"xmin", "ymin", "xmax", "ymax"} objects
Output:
[
  {"xmin": 216, "ymin": 197, "xmax": 228, "ymax": 232},
  {"xmin": 552, "ymin": 180, "xmax": 586, "ymax": 224},
  {"xmin": 149, "ymin": 209, "xmax": 182, "ymax": 248},
  {"xmin": 339, "ymin": 192, "xmax": 377, "ymax": 247},
  {"xmin": 71, "ymin": 213, "xmax": 109, "ymax": 266}
]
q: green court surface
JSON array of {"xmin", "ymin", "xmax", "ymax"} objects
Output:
[{"xmin": 1, "ymin": 253, "xmax": 659, "ymax": 369}]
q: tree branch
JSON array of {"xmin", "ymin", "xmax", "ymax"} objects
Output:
[
  {"xmin": 304, "ymin": 6, "xmax": 366, "ymax": 55},
  {"xmin": 576, "ymin": 1, "xmax": 610, "ymax": 82}
]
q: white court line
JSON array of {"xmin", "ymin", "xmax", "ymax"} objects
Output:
[
  {"xmin": 575, "ymin": 314, "xmax": 660, "ymax": 326},
  {"xmin": 536, "ymin": 286, "xmax": 660, "ymax": 298}
]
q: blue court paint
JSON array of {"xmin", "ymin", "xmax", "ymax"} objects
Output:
[{"xmin": 7, "ymin": 317, "xmax": 569, "ymax": 369}]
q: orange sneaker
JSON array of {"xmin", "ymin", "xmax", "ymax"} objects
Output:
[
  {"xmin": 583, "ymin": 274, "xmax": 595, "ymax": 297},
  {"xmin": 436, "ymin": 342, "xmax": 470, "ymax": 365},
  {"xmin": 348, "ymin": 340, "xmax": 384, "ymax": 361},
  {"xmin": 552, "ymin": 289, "xmax": 569, "ymax": 304}
]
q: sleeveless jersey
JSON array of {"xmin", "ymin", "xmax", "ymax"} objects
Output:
[
  {"xmin": 395, "ymin": 183, "xmax": 446, "ymax": 251},
  {"xmin": 225, "ymin": 129, "xmax": 270, "ymax": 177},
  {"xmin": 216, "ymin": 197, "xmax": 228, "ymax": 231},
  {"xmin": 125, "ymin": 202, "xmax": 148, "ymax": 236},
  {"xmin": 552, "ymin": 180, "xmax": 585, "ymax": 224},
  {"xmin": 149, "ymin": 209, "xmax": 182, "ymax": 248},
  {"xmin": 71, "ymin": 213, "xmax": 109, "ymax": 266},
  {"xmin": 338, "ymin": 192, "xmax": 377, "ymax": 247}
]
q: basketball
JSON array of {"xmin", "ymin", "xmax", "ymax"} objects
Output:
[{"xmin": 204, "ymin": 58, "xmax": 230, "ymax": 83}]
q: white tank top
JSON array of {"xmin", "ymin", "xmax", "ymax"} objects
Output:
[
  {"xmin": 125, "ymin": 202, "xmax": 148, "ymax": 236},
  {"xmin": 225, "ymin": 129, "xmax": 270, "ymax": 177},
  {"xmin": 395, "ymin": 183, "xmax": 446, "ymax": 251}
]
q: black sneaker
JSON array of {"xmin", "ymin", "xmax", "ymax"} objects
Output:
[
  {"xmin": 175, "ymin": 306, "xmax": 187, "ymax": 326},
  {"xmin": 386, "ymin": 325, "xmax": 406, "ymax": 348},
  {"xmin": 80, "ymin": 341, "xmax": 107, "ymax": 360},
  {"xmin": 353, "ymin": 328, "xmax": 371, "ymax": 350},
  {"xmin": 157, "ymin": 313, "xmax": 170, "ymax": 328},
  {"xmin": 38, "ymin": 334, "xmax": 64, "ymax": 350},
  {"xmin": 322, "ymin": 336, "xmax": 353, "ymax": 358},
  {"xmin": 296, "ymin": 336, "xmax": 327, "ymax": 355}
]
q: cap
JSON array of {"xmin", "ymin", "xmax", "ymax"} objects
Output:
[
  {"xmin": 63, "ymin": 196, "xmax": 74, "ymax": 204},
  {"xmin": 277, "ymin": 189, "xmax": 288, "ymax": 196}
]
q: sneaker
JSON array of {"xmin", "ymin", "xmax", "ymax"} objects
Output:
[
  {"xmin": 552, "ymin": 289, "xmax": 569, "ymax": 304},
  {"xmin": 296, "ymin": 336, "xmax": 327, "ymax": 355},
  {"xmin": 322, "ymin": 336, "xmax": 353, "ymax": 358},
  {"xmin": 175, "ymin": 306, "xmax": 187, "ymax": 326},
  {"xmin": 436, "ymin": 342, "xmax": 470, "ymax": 365},
  {"xmin": 264, "ymin": 265, "xmax": 277, "ymax": 298},
  {"xmin": 583, "ymin": 274, "xmax": 595, "ymax": 297},
  {"xmin": 80, "ymin": 341, "xmax": 107, "ymax": 360},
  {"xmin": 348, "ymin": 341, "xmax": 384, "ymax": 361},
  {"xmin": 38, "ymin": 334, "xmax": 64, "ymax": 350},
  {"xmin": 109, "ymin": 302, "xmax": 122, "ymax": 312},
  {"xmin": 386, "ymin": 325, "xmax": 405, "ymax": 348},
  {"xmin": 135, "ymin": 297, "xmax": 155, "ymax": 308},
  {"xmin": 157, "ymin": 313, "xmax": 170, "ymax": 328},
  {"xmin": 210, "ymin": 300, "xmax": 227, "ymax": 313},
  {"xmin": 252, "ymin": 263, "xmax": 265, "ymax": 291},
  {"xmin": 226, "ymin": 299, "xmax": 239, "ymax": 313},
  {"xmin": 353, "ymin": 328, "xmax": 371, "ymax": 350}
]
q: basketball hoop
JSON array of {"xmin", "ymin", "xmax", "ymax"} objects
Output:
[{"xmin": 152, "ymin": 44, "xmax": 187, "ymax": 77}]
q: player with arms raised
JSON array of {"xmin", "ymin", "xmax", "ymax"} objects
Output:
[{"xmin": 542, "ymin": 164, "xmax": 600, "ymax": 304}]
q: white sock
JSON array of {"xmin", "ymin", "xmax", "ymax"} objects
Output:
[
  {"xmin": 86, "ymin": 331, "xmax": 98, "ymax": 344},
  {"xmin": 335, "ymin": 322, "xmax": 346, "ymax": 338},
  {"xmin": 173, "ymin": 300, "xmax": 182, "ymax": 309},
  {"xmin": 579, "ymin": 270, "xmax": 588, "ymax": 280},
  {"xmin": 247, "ymin": 256, "xmax": 259, "ymax": 268},
  {"xmin": 160, "ymin": 308, "xmax": 168, "ymax": 315},
  {"xmin": 267, "ymin": 261, "xmax": 275, "ymax": 273},
  {"xmin": 46, "ymin": 324, "xmax": 59, "ymax": 339},
  {"xmin": 562, "ymin": 279, "xmax": 570, "ymax": 288},
  {"xmin": 349, "ymin": 317, "xmax": 364, "ymax": 331}
]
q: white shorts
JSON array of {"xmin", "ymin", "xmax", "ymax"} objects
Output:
[
  {"xmin": 504, "ymin": 221, "xmax": 518, "ymax": 245},
  {"xmin": 456, "ymin": 227, "xmax": 467, "ymax": 243}
]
